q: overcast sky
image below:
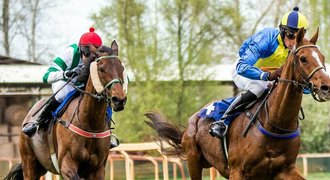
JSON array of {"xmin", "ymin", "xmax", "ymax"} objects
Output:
[
  {"xmin": 50, "ymin": 0, "xmax": 106, "ymax": 47},
  {"xmin": 1, "ymin": 0, "xmax": 107, "ymax": 64}
]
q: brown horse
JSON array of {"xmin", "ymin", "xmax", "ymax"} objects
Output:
[
  {"xmin": 4, "ymin": 41, "xmax": 127, "ymax": 179},
  {"xmin": 145, "ymin": 28, "xmax": 330, "ymax": 180}
]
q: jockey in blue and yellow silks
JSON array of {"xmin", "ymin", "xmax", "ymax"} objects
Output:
[{"xmin": 209, "ymin": 7, "xmax": 309, "ymax": 138}]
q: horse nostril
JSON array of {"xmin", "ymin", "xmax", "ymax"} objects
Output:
[
  {"xmin": 111, "ymin": 97, "xmax": 119, "ymax": 103},
  {"xmin": 320, "ymin": 85, "xmax": 330, "ymax": 93},
  {"xmin": 111, "ymin": 96, "xmax": 127, "ymax": 105}
]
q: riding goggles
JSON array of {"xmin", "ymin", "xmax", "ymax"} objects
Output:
[
  {"xmin": 284, "ymin": 29, "xmax": 296, "ymax": 40},
  {"xmin": 80, "ymin": 46, "xmax": 91, "ymax": 58}
]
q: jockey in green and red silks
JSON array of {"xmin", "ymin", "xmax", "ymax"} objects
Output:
[{"xmin": 22, "ymin": 27, "xmax": 128, "ymax": 141}]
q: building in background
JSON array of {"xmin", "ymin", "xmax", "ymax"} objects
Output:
[{"xmin": 0, "ymin": 55, "xmax": 50, "ymax": 158}]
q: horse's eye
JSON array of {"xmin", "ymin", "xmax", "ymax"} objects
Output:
[
  {"xmin": 300, "ymin": 56, "xmax": 307, "ymax": 64},
  {"xmin": 99, "ymin": 67, "xmax": 105, "ymax": 73}
]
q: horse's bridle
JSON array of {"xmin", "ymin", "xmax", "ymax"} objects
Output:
[
  {"xmin": 71, "ymin": 55, "xmax": 124, "ymax": 103},
  {"xmin": 279, "ymin": 44, "xmax": 326, "ymax": 101},
  {"xmin": 95, "ymin": 55, "xmax": 124, "ymax": 103}
]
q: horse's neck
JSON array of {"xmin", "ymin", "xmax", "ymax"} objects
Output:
[
  {"xmin": 266, "ymin": 68, "xmax": 303, "ymax": 130},
  {"xmin": 79, "ymin": 77, "xmax": 107, "ymax": 130}
]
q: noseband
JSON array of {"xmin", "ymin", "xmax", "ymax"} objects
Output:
[
  {"xmin": 293, "ymin": 45, "xmax": 325, "ymax": 82},
  {"xmin": 279, "ymin": 45, "xmax": 326, "ymax": 101},
  {"xmin": 95, "ymin": 55, "xmax": 124, "ymax": 102},
  {"xmin": 71, "ymin": 55, "xmax": 124, "ymax": 102}
]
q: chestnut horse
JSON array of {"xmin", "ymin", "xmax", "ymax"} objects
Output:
[
  {"xmin": 145, "ymin": 28, "xmax": 330, "ymax": 179},
  {"xmin": 5, "ymin": 41, "xmax": 127, "ymax": 179}
]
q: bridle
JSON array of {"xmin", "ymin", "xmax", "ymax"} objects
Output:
[
  {"xmin": 278, "ymin": 44, "xmax": 326, "ymax": 102},
  {"xmin": 59, "ymin": 55, "xmax": 124, "ymax": 138},
  {"xmin": 253, "ymin": 44, "xmax": 326, "ymax": 139},
  {"xmin": 94, "ymin": 55, "xmax": 124, "ymax": 104},
  {"xmin": 71, "ymin": 55, "xmax": 124, "ymax": 103}
]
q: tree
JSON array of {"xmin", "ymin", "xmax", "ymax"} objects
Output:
[
  {"xmin": 0, "ymin": 0, "xmax": 53, "ymax": 62},
  {"xmin": 91, "ymin": 0, "xmax": 242, "ymax": 141},
  {"xmin": 1, "ymin": 0, "xmax": 9, "ymax": 55},
  {"xmin": 0, "ymin": 0, "xmax": 25, "ymax": 56},
  {"xmin": 19, "ymin": 0, "xmax": 53, "ymax": 62},
  {"xmin": 91, "ymin": 0, "xmax": 330, "ymax": 150}
]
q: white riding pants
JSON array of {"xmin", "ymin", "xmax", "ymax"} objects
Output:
[
  {"xmin": 52, "ymin": 80, "xmax": 75, "ymax": 103},
  {"xmin": 232, "ymin": 60, "xmax": 272, "ymax": 98}
]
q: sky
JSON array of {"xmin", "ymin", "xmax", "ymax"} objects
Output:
[
  {"xmin": 1, "ymin": 0, "xmax": 108, "ymax": 64},
  {"xmin": 49, "ymin": 0, "xmax": 107, "ymax": 48}
]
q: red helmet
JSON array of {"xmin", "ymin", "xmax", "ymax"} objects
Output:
[{"xmin": 79, "ymin": 27, "xmax": 102, "ymax": 47}]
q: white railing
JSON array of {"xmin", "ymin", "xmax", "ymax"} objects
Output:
[{"xmin": 1, "ymin": 143, "xmax": 329, "ymax": 180}]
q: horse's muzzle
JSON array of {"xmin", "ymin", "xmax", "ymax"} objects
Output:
[
  {"xmin": 315, "ymin": 84, "xmax": 330, "ymax": 101},
  {"xmin": 111, "ymin": 96, "xmax": 127, "ymax": 111}
]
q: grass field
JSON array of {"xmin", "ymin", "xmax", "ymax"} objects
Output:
[
  {"xmin": 307, "ymin": 172, "xmax": 330, "ymax": 180},
  {"xmin": 196, "ymin": 172, "xmax": 330, "ymax": 180}
]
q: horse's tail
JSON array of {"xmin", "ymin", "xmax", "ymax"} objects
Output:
[
  {"xmin": 4, "ymin": 163, "xmax": 24, "ymax": 180},
  {"xmin": 144, "ymin": 111, "xmax": 185, "ymax": 157}
]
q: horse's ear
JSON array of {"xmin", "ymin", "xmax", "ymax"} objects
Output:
[
  {"xmin": 111, "ymin": 40, "xmax": 118, "ymax": 56},
  {"xmin": 296, "ymin": 28, "xmax": 305, "ymax": 46},
  {"xmin": 310, "ymin": 27, "xmax": 319, "ymax": 45}
]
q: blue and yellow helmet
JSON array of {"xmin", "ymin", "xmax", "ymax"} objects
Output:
[{"xmin": 280, "ymin": 7, "xmax": 308, "ymax": 31}]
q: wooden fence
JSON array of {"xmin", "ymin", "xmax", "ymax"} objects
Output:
[{"xmin": 1, "ymin": 142, "xmax": 329, "ymax": 179}]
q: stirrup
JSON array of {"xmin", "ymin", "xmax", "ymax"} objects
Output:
[
  {"xmin": 209, "ymin": 121, "xmax": 228, "ymax": 138},
  {"xmin": 110, "ymin": 134, "xmax": 120, "ymax": 149},
  {"xmin": 22, "ymin": 122, "xmax": 40, "ymax": 137}
]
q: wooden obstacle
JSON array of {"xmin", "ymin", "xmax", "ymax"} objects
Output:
[{"xmin": 109, "ymin": 142, "xmax": 186, "ymax": 180}]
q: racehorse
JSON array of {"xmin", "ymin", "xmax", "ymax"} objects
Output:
[
  {"xmin": 145, "ymin": 28, "xmax": 330, "ymax": 179},
  {"xmin": 4, "ymin": 41, "xmax": 127, "ymax": 179}
]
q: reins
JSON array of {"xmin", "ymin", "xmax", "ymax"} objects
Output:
[
  {"xmin": 278, "ymin": 45, "xmax": 326, "ymax": 102},
  {"xmin": 57, "ymin": 55, "xmax": 123, "ymax": 139},
  {"xmin": 245, "ymin": 44, "xmax": 325, "ymax": 139},
  {"xmin": 70, "ymin": 55, "xmax": 123, "ymax": 101}
]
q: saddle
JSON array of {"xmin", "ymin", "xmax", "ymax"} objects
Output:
[
  {"xmin": 198, "ymin": 90, "xmax": 268, "ymax": 125},
  {"xmin": 53, "ymin": 90, "xmax": 80, "ymax": 118},
  {"xmin": 52, "ymin": 89, "xmax": 113, "ymax": 124}
]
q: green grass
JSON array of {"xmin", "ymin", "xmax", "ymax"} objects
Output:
[{"xmin": 307, "ymin": 172, "xmax": 330, "ymax": 180}]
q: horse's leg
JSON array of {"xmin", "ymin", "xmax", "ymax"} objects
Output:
[
  {"xmin": 229, "ymin": 168, "xmax": 244, "ymax": 180},
  {"xmin": 19, "ymin": 135, "xmax": 47, "ymax": 179},
  {"xmin": 187, "ymin": 155, "xmax": 203, "ymax": 180},
  {"xmin": 60, "ymin": 156, "xmax": 80, "ymax": 180},
  {"xmin": 86, "ymin": 166, "xmax": 105, "ymax": 180},
  {"xmin": 274, "ymin": 165, "xmax": 305, "ymax": 180},
  {"xmin": 183, "ymin": 134, "xmax": 203, "ymax": 180}
]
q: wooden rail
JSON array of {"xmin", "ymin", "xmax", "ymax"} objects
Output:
[
  {"xmin": 1, "ymin": 144, "xmax": 329, "ymax": 179},
  {"xmin": 110, "ymin": 142, "xmax": 186, "ymax": 180},
  {"xmin": 298, "ymin": 153, "xmax": 330, "ymax": 177}
]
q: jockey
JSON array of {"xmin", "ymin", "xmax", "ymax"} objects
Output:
[
  {"xmin": 22, "ymin": 28, "xmax": 125, "ymax": 149},
  {"xmin": 209, "ymin": 7, "xmax": 308, "ymax": 138}
]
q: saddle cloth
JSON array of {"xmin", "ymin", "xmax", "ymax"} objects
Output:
[
  {"xmin": 52, "ymin": 90, "xmax": 113, "ymax": 123},
  {"xmin": 198, "ymin": 97, "xmax": 241, "ymax": 125}
]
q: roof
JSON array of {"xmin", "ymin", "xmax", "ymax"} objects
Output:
[
  {"xmin": 0, "ymin": 55, "xmax": 41, "ymax": 65},
  {"xmin": 0, "ymin": 64, "xmax": 48, "ymax": 83}
]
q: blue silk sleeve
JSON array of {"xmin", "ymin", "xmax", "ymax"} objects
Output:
[{"xmin": 236, "ymin": 31, "xmax": 271, "ymax": 81}]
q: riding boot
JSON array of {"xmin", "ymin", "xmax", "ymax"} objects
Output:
[
  {"xmin": 22, "ymin": 97, "xmax": 60, "ymax": 137},
  {"xmin": 209, "ymin": 90, "xmax": 257, "ymax": 138},
  {"xmin": 109, "ymin": 134, "xmax": 120, "ymax": 149}
]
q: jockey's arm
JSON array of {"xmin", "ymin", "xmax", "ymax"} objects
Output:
[
  {"xmin": 43, "ymin": 46, "xmax": 78, "ymax": 84},
  {"xmin": 236, "ymin": 32, "xmax": 271, "ymax": 81}
]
